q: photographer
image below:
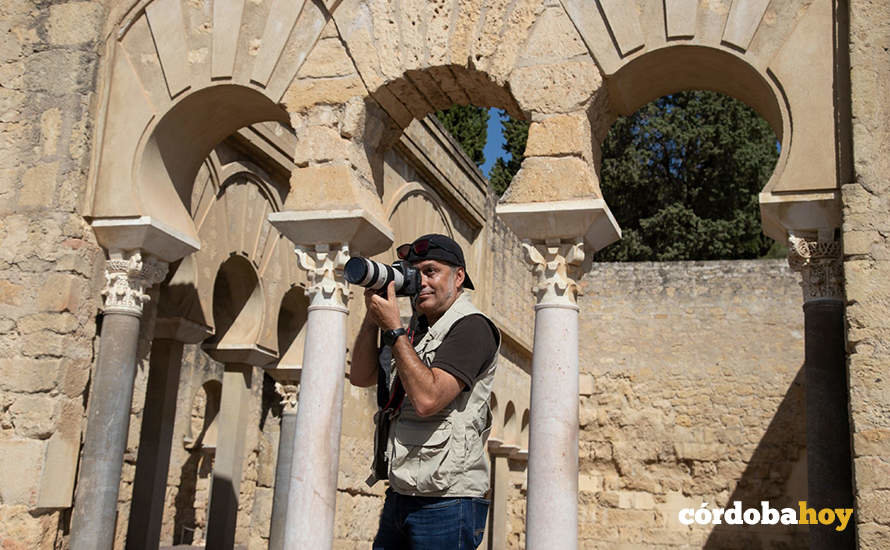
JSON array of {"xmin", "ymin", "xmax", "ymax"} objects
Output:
[{"xmin": 350, "ymin": 234, "xmax": 500, "ymax": 550}]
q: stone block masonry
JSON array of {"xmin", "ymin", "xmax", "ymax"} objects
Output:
[
  {"xmin": 845, "ymin": 1, "xmax": 890, "ymax": 547},
  {"xmin": 575, "ymin": 260, "xmax": 808, "ymax": 549},
  {"xmin": 0, "ymin": 1, "xmax": 107, "ymax": 548}
]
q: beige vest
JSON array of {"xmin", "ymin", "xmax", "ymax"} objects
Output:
[{"xmin": 386, "ymin": 293, "xmax": 500, "ymax": 497}]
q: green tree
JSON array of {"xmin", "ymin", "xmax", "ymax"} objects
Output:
[
  {"xmin": 435, "ymin": 105, "xmax": 489, "ymax": 167},
  {"xmin": 597, "ymin": 91, "xmax": 780, "ymax": 261},
  {"xmin": 489, "ymin": 111, "xmax": 529, "ymax": 195}
]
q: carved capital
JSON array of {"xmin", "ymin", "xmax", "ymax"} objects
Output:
[
  {"xmin": 275, "ymin": 382, "xmax": 299, "ymax": 412},
  {"xmin": 787, "ymin": 233, "xmax": 844, "ymax": 303},
  {"xmin": 101, "ymin": 250, "xmax": 168, "ymax": 317},
  {"xmin": 295, "ymin": 243, "xmax": 351, "ymax": 308},
  {"xmin": 521, "ymin": 240, "xmax": 585, "ymax": 306}
]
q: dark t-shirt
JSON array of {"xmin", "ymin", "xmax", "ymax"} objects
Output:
[{"xmin": 428, "ymin": 314, "xmax": 498, "ymax": 391}]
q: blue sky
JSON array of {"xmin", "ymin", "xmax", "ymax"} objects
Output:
[{"xmin": 480, "ymin": 108, "xmax": 507, "ymax": 178}]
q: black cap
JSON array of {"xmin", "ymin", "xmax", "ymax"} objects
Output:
[{"xmin": 401, "ymin": 233, "xmax": 475, "ymax": 290}]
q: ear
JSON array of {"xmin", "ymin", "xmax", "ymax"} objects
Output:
[{"xmin": 454, "ymin": 266, "xmax": 466, "ymax": 289}]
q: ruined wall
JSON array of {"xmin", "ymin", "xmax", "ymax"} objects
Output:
[
  {"xmin": 576, "ymin": 260, "xmax": 808, "ymax": 549},
  {"xmin": 845, "ymin": 1, "xmax": 890, "ymax": 547},
  {"xmin": 0, "ymin": 1, "xmax": 108, "ymax": 547}
]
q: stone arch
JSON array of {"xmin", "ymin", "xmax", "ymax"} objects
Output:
[
  {"xmin": 206, "ymin": 254, "xmax": 265, "ymax": 352},
  {"xmin": 503, "ymin": 401, "xmax": 519, "ymax": 449},
  {"xmin": 273, "ymin": 287, "xmax": 311, "ymax": 373},
  {"xmin": 278, "ymin": 0, "xmax": 843, "ymax": 250},
  {"xmin": 159, "ymin": 150, "xmax": 303, "ymax": 358},
  {"xmin": 88, "ymin": 0, "xmax": 333, "ymax": 258},
  {"xmin": 489, "ymin": 392, "xmax": 502, "ymax": 445},
  {"xmin": 386, "ymin": 183, "xmax": 454, "ymax": 254},
  {"xmin": 520, "ymin": 409, "xmax": 530, "ymax": 452},
  {"xmin": 554, "ymin": 0, "xmax": 842, "ymax": 239}
]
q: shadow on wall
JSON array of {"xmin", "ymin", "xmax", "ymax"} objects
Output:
[
  {"xmin": 704, "ymin": 365, "xmax": 808, "ymax": 549},
  {"xmin": 173, "ymin": 451, "xmax": 213, "ymax": 545}
]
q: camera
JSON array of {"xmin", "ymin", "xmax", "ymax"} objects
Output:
[{"xmin": 344, "ymin": 257, "xmax": 421, "ymax": 297}]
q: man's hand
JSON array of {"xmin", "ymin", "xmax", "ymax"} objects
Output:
[{"xmin": 364, "ymin": 282, "xmax": 402, "ymax": 331}]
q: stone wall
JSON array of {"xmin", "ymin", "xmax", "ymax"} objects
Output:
[
  {"xmin": 576, "ymin": 260, "xmax": 808, "ymax": 549},
  {"xmin": 0, "ymin": 1, "xmax": 107, "ymax": 547},
  {"xmin": 845, "ymin": 1, "xmax": 890, "ymax": 547}
]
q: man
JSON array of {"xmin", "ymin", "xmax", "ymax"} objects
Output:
[{"xmin": 350, "ymin": 234, "xmax": 501, "ymax": 550}]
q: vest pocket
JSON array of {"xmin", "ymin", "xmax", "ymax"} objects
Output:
[{"xmin": 391, "ymin": 420, "xmax": 463, "ymax": 494}]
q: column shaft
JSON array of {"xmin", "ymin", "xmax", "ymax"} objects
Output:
[
  {"xmin": 269, "ymin": 407, "xmax": 298, "ymax": 550},
  {"xmin": 526, "ymin": 305, "xmax": 579, "ymax": 550},
  {"xmin": 206, "ymin": 363, "xmax": 253, "ymax": 549},
  {"xmin": 804, "ymin": 300, "xmax": 854, "ymax": 549},
  {"xmin": 70, "ymin": 313, "xmax": 142, "ymax": 550},
  {"xmin": 126, "ymin": 339, "xmax": 184, "ymax": 550},
  {"xmin": 488, "ymin": 454, "xmax": 509, "ymax": 550},
  {"xmin": 283, "ymin": 306, "xmax": 347, "ymax": 550}
]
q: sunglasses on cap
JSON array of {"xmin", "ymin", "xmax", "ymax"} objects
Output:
[{"xmin": 397, "ymin": 238, "xmax": 440, "ymax": 260}]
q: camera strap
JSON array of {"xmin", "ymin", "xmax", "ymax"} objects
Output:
[{"xmin": 368, "ymin": 306, "xmax": 426, "ymax": 486}]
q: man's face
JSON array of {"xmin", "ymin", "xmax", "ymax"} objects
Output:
[{"xmin": 412, "ymin": 259, "xmax": 464, "ymax": 319}]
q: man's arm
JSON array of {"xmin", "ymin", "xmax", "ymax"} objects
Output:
[
  {"xmin": 349, "ymin": 313, "xmax": 380, "ymax": 387},
  {"xmin": 390, "ymin": 334, "xmax": 464, "ymax": 417},
  {"xmin": 364, "ymin": 282, "xmax": 464, "ymax": 416}
]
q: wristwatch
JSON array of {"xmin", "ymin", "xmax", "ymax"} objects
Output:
[{"xmin": 382, "ymin": 327, "xmax": 407, "ymax": 346}]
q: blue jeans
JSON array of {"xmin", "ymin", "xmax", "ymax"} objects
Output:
[{"xmin": 372, "ymin": 489, "xmax": 489, "ymax": 549}]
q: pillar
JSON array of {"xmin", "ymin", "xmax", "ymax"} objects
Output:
[
  {"xmin": 70, "ymin": 250, "xmax": 168, "ymax": 550},
  {"xmin": 269, "ymin": 382, "xmax": 299, "ymax": 550},
  {"xmin": 283, "ymin": 244, "xmax": 351, "ymax": 550},
  {"xmin": 126, "ymin": 339, "xmax": 184, "ymax": 550},
  {"xmin": 488, "ymin": 453, "xmax": 510, "ymax": 550},
  {"xmin": 522, "ymin": 240, "xmax": 584, "ymax": 550},
  {"xmin": 788, "ymin": 233, "xmax": 855, "ymax": 549},
  {"xmin": 205, "ymin": 363, "xmax": 254, "ymax": 549}
]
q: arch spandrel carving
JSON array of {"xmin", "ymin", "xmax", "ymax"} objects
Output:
[
  {"xmin": 92, "ymin": 0, "xmax": 843, "ymax": 266},
  {"xmin": 88, "ymin": 0, "xmax": 332, "ymax": 259},
  {"xmin": 159, "ymin": 151, "xmax": 305, "ymax": 358},
  {"xmin": 386, "ymin": 185, "xmax": 454, "ymax": 245},
  {"xmin": 558, "ymin": 0, "xmax": 841, "ymax": 237}
]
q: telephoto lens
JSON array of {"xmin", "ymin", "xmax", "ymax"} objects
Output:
[{"xmin": 344, "ymin": 257, "xmax": 420, "ymax": 297}]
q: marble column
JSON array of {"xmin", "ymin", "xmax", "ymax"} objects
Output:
[
  {"xmin": 283, "ymin": 244, "xmax": 351, "ymax": 550},
  {"xmin": 70, "ymin": 250, "xmax": 168, "ymax": 550},
  {"xmin": 788, "ymin": 233, "xmax": 855, "ymax": 549},
  {"xmin": 269, "ymin": 381, "xmax": 299, "ymax": 550},
  {"xmin": 126, "ymin": 338, "xmax": 184, "ymax": 550},
  {"xmin": 522, "ymin": 240, "xmax": 584, "ymax": 550},
  {"xmin": 488, "ymin": 453, "xmax": 510, "ymax": 550},
  {"xmin": 206, "ymin": 363, "xmax": 254, "ymax": 549}
]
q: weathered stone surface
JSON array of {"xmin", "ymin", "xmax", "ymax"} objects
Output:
[
  {"xmin": 519, "ymin": 4, "xmax": 589, "ymax": 66},
  {"xmin": 10, "ymin": 394, "xmax": 57, "ymax": 439},
  {"xmin": 855, "ymin": 457, "xmax": 890, "ymax": 490},
  {"xmin": 859, "ymin": 522, "xmax": 890, "ymax": 550},
  {"xmin": 858, "ymin": 489, "xmax": 890, "ymax": 524},
  {"xmin": 0, "ymin": 439, "xmax": 44, "ymax": 506},
  {"xmin": 509, "ymin": 60, "xmax": 603, "ymax": 114},
  {"xmin": 845, "ymin": 1, "xmax": 890, "ymax": 541},
  {"xmin": 36, "ymin": 273, "xmax": 81, "ymax": 313},
  {"xmin": 292, "ymin": 125, "xmax": 351, "ymax": 167},
  {"xmin": 501, "ymin": 156, "xmax": 601, "ymax": 203},
  {"xmin": 17, "ymin": 162, "xmax": 58, "ymax": 210},
  {"xmin": 0, "ymin": 505, "xmax": 58, "ymax": 550},
  {"xmin": 283, "ymin": 75, "xmax": 367, "ymax": 114},
  {"xmin": 295, "ymin": 34, "xmax": 356, "ymax": 80},
  {"xmin": 46, "ymin": 2, "xmax": 104, "ymax": 46},
  {"xmin": 0, "ymin": 359, "xmax": 60, "ymax": 393},
  {"xmin": 524, "ymin": 112, "xmax": 592, "ymax": 161},
  {"xmin": 0, "ymin": 280, "xmax": 25, "ymax": 306},
  {"xmin": 576, "ymin": 260, "xmax": 807, "ymax": 547}
]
